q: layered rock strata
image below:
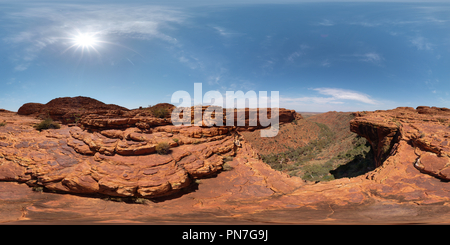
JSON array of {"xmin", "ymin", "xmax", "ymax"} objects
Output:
[
  {"xmin": 351, "ymin": 106, "xmax": 450, "ymax": 180},
  {"xmin": 4, "ymin": 97, "xmax": 300, "ymax": 199},
  {"xmin": 0, "ymin": 122, "xmax": 235, "ymax": 198}
]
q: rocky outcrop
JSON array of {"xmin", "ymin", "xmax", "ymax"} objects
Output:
[
  {"xmin": 79, "ymin": 106, "xmax": 299, "ymax": 133},
  {"xmin": 350, "ymin": 112, "xmax": 402, "ymax": 167},
  {"xmin": 0, "ymin": 121, "xmax": 236, "ymax": 198},
  {"xmin": 183, "ymin": 106, "xmax": 301, "ymax": 130},
  {"xmin": 17, "ymin": 103, "xmax": 45, "ymax": 116},
  {"xmin": 351, "ymin": 106, "xmax": 450, "ymax": 180},
  {"xmin": 416, "ymin": 106, "xmax": 450, "ymax": 115},
  {"xmin": 17, "ymin": 96, "xmax": 129, "ymax": 123},
  {"xmin": 18, "ymin": 96, "xmax": 300, "ymax": 133},
  {"xmin": 2, "ymin": 98, "xmax": 302, "ymax": 199}
]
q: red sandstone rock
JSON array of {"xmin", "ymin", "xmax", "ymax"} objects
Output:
[
  {"xmin": 1, "ymin": 105, "xmax": 241, "ymax": 198},
  {"xmin": 6, "ymin": 101, "xmax": 450, "ymax": 224},
  {"xmin": 2, "ymin": 97, "xmax": 302, "ymax": 200},
  {"xmin": 17, "ymin": 103, "xmax": 45, "ymax": 116},
  {"xmin": 184, "ymin": 106, "xmax": 300, "ymax": 129},
  {"xmin": 17, "ymin": 96, "xmax": 129, "ymax": 123},
  {"xmin": 351, "ymin": 106, "xmax": 450, "ymax": 180}
]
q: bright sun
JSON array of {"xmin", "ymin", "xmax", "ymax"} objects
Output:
[
  {"xmin": 74, "ymin": 33, "xmax": 98, "ymax": 48},
  {"xmin": 63, "ymin": 30, "xmax": 139, "ymax": 59},
  {"xmin": 63, "ymin": 31, "xmax": 102, "ymax": 56}
]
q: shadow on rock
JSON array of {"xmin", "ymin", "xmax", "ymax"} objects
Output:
[
  {"xmin": 149, "ymin": 180, "xmax": 200, "ymax": 203},
  {"xmin": 330, "ymin": 148, "xmax": 375, "ymax": 179}
]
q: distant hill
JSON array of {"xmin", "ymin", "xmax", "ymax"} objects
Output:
[{"xmin": 296, "ymin": 111, "xmax": 323, "ymax": 119}]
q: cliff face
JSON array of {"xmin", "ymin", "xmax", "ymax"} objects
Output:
[
  {"xmin": 350, "ymin": 113, "xmax": 402, "ymax": 168},
  {"xmin": 351, "ymin": 106, "xmax": 450, "ymax": 180}
]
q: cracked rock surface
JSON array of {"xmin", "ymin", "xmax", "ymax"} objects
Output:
[{"xmin": 0, "ymin": 120, "xmax": 235, "ymax": 198}]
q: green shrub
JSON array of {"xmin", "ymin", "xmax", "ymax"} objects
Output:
[
  {"xmin": 301, "ymin": 161, "xmax": 336, "ymax": 182},
  {"xmin": 330, "ymin": 143, "xmax": 374, "ymax": 179},
  {"xmin": 34, "ymin": 118, "xmax": 60, "ymax": 131},
  {"xmin": 73, "ymin": 113, "xmax": 82, "ymax": 123},
  {"xmin": 133, "ymin": 197, "xmax": 148, "ymax": 204},
  {"xmin": 173, "ymin": 138, "xmax": 179, "ymax": 143},
  {"xmin": 261, "ymin": 122, "xmax": 335, "ymax": 172},
  {"xmin": 144, "ymin": 105, "xmax": 171, "ymax": 118},
  {"xmin": 156, "ymin": 142, "xmax": 170, "ymax": 155},
  {"xmin": 0, "ymin": 122, "xmax": 6, "ymax": 127},
  {"xmin": 261, "ymin": 122, "xmax": 374, "ymax": 182},
  {"xmin": 154, "ymin": 108, "xmax": 169, "ymax": 118}
]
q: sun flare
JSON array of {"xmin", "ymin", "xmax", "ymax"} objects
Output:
[
  {"xmin": 74, "ymin": 33, "xmax": 98, "ymax": 48},
  {"xmin": 62, "ymin": 31, "xmax": 102, "ymax": 57},
  {"xmin": 62, "ymin": 30, "xmax": 140, "ymax": 59}
]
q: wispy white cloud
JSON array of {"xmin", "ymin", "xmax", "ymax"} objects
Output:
[
  {"xmin": 424, "ymin": 79, "xmax": 440, "ymax": 94},
  {"xmin": 389, "ymin": 31, "xmax": 399, "ymax": 36},
  {"xmin": 346, "ymin": 10, "xmax": 449, "ymax": 29},
  {"xmin": 178, "ymin": 54, "xmax": 203, "ymax": 70},
  {"xmin": 359, "ymin": 52, "xmax": 383, "ymax": 63},
  {"xmin": 280, "ymin": 88, "xmax": 377, "ymax": 107},
  {"xmin": 340, "ymin": 52, "xmax": 383, "ymax": 64},
  {"xmin": 207, "ymin": 67, "xmax": 228, "ymax": 85},
  {"xmin": 424, "ymin": 17, "xmax": 449, "ymax": 24},
  {"xmin": 286, "ymin": 44, "xmax": 310, "ymax": 63},
  {"xmin": 287, "ymin": 51, "xmax": 302, "ymax": 62},
  {"xmin": 218, "ymin": 80, "xmax": 255, "ymax": 93},
  {"xmin": 214, "ymin": 26, "xmax": 228, "ymax": 37},
  {"xmin": 213, "ymin": 26, "xmax": 240, "ymax": 38},
  {"xmin": 261, "ymin": 59, "xmax": 276, "ymax": 72},
  {"xmin": 260, "ymin": 35, "xmax": 274, "ymax": 49},
  {"xmin": 314, "ymin": 88, "xmax": 377, "ymax": 104},
  {"xmin": 280, "ymin": 96, "xmax": 335, "ymax": 104},
  {"xmin": 347, "ymin": 21, "xmax": 383, "ymax": 27},
  {"xmin": 317, "ymin": 19, "xmax": 335, "ymax": 26},
  {"xmin": 14, "ymin": 63, "xmax": 29, "ymax": 71},
  {"xmin": 3, "ymin": 4, "xmax": 187, "ymax": 71},
  {"xmin": 347, "ymin": 18, "xmax": 436, "ymax": 28},
  {"xmin": 208, "ymin": 75, "xmax": 222, "ymax": 85},
  {"xmin": 126, "ymin": 58, "xmax": 135, "ymax": 66},
  {"xmin": 409, "ymin": 36, "xmax": 434, "ymax": 51},
  {"xmin": 9, "ymin": 5, "xmax": 186, "ymax": 40},
  {"xmin": 321, "ymin": 59, "xmax": 331, "ymax": 67}
]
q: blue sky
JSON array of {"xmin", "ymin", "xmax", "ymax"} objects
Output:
[{"xmin": 1, "ymin": 1, "xmax": 449, "ymax": 112}]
